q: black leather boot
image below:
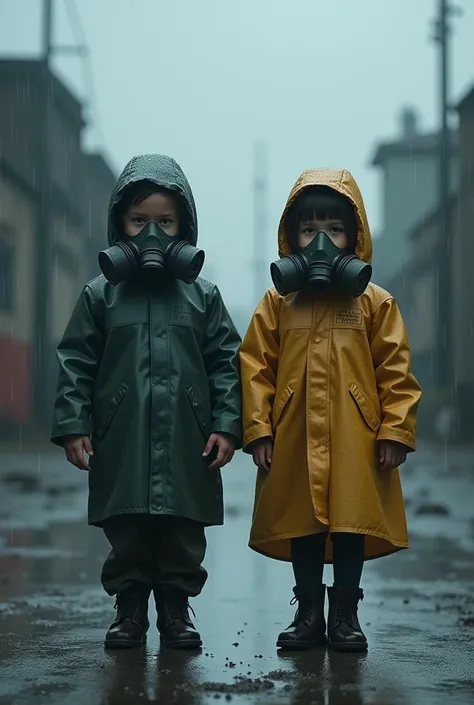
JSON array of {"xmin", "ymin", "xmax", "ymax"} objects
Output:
[
  {"xmin": 276, "ymin": 585, "xmax": 326, "ymax": 650},
  {"xmin": 327, "ymin": 586, "xmax": 368, "ymax": 652},
  {"xmin": 104, "ymin": 584, "xmax": 150, "ymax": 649},
  {"xmin": 154, "ymin": 586, "xmax": 202, "ymax": 649}
]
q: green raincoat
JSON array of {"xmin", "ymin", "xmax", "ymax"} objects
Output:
[{"xmin": 51, "ymin": 154, "xmax": 242, "ymax": 527}]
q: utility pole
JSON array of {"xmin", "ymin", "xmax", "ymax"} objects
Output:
[
  {"xmin": 432, "ymin": 0, "xmax": 461, "ymax": 391},
  {"xmin": 33, "ymin": 0, "xmax": 53, "ymax": 419},
  {"xmin": 252, "ymin": 142, "xmax": 269, "ymax": 308}
]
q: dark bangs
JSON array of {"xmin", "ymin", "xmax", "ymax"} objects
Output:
[
  {"xmin": 114, "ymin": 180, "xmax": 188, "ymax": 238},
  {"xmin": 285, "ymin": 186, "xmax": 358, "ymax": 252}
]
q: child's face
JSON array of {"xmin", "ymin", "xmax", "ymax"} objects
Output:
[
  {"xmin": 123, "ymin": 192, "xmax": 180, "ymax": 238},
  {"xmin": 298, "ymin": 217, "xmax": 349, "ymax": 250}
]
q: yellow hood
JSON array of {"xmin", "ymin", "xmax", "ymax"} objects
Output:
[{"xmin": 277, "ymin": 168, "xmax": 372, "ymax": 264}]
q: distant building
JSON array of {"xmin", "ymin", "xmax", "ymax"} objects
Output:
[
  {"xmin": 403, "ymin": 193, "xmax": 459, "ymax": 390},
  {"xmin": 401, "ymin": 84, "xmax": 474, "ymax": 440},
  {"xmin": 0, "ymin": 59, "xmax": 116, "ymax": 432},
  {"xmin": 83, "ymin": 153, "xmax": 117, "ymax": 281},
  {"xmin": 451, "ymin": 85, "xmax": 474, "ymax": 439},
  {"xmin": 370, "ymin": 107, "xmax": 458, "ymax": 289}
]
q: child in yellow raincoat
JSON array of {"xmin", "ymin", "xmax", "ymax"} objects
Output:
[{"xmin": 240, "ymin": 168, "xmax": 421, "ymax": 652}]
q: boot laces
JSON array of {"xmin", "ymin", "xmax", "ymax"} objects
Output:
[
  {"xmin": 165, "ymin": 595, "xmax": 196, "ymax": 625},
  {"xmin": 114, "ymin": 588, "xmax": 144, "ymax": 619},
  {"xmin": 335, "ymin": 592, "xmax": 361, "ymax": 630},
  {"xmin": 289, "ymin": 595, "xmax": 314, "ymax": 626}
]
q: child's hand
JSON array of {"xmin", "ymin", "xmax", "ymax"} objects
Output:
[
  {"xmin": 378, "ymin": 440, "xmax": 408, "ymax": 471},
  {"xmin": 250, "ymin": 437, "xmax": 273, "ymax": 473},
  {"xmin": 63, "ymin": 434, "xmax": 93, "ymax": 471},
  {"xmin": 203, "ymin": 432, "xmax": 236, "ymax": 470}
]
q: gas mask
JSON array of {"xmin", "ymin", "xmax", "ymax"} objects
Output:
[
  {"xmin": 98, "ymin": 222, "xmax": 205, "ymax": 286},
  {"xmin": 270, "ymin": 231, "xmax": 372, "ymax": 297}
]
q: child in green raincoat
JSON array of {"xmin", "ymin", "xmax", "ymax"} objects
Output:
[{"xmin": 51, "ymin": 154, "xmax": 242, "ymax": 650}]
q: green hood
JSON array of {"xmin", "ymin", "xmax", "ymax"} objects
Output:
[{"xmin": 107, "ymin": 153, "xmax": 198, "ymax": 246}]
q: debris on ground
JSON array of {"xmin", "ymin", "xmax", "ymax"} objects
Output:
[
  {"xmin": 458, "ymin": 615, "xmax": 474, "ymax": 627},
  {"xmin": 224, "ymin": 505, "xmax": 241, "ymax": 518},
  {"xmin": 265, "ymin": 669, "xmax": 298, "ymax": 681},
  {"xmin": 197, "ymin": 676, "xmax": 276, "ymax": 694},
  {"xmin": 1, "ymin": 470, "xmax": 40, "ymax": 493},
  {"xmin": 415, "ymin": 502, "xmax": 450, "ymax": 516}
]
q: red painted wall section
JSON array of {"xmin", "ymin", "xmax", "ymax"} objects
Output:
[{"xmin": 0, "ymin": 335, "xmax": 30, "ymax": 422}]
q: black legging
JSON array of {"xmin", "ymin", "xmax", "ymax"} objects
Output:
[{"xmin": 291, "ymin": 532, "xmax": 364, "ymax": 592}]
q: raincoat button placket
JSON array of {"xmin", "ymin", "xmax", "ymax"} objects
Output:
[{"xmin": 150, "ymin": 295, "xmax": 167, "ymax": 514}]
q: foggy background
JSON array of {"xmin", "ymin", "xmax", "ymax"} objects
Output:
[
  {"xmin": 2, "ymin": 0, "xmax": 473, "ymax": 311},
  {"xmin": 0, "ymin": 0, "xmax": 473, "ymax": 437},
  {"xmin": 1, "ymin": 4, "xmax": 474, "ymax": 704}
]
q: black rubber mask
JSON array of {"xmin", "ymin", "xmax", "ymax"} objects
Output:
[
  {"xmin": 270, "ymin": 231, "xmax": 372, "ymax": 297},
  {"xmin": 98, "ymin": 222, "xmax": 205, "ymax": 286}
]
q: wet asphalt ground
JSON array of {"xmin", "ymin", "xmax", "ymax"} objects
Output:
[{"xmin": 0, "ymin": 442, "xmax": 473, "ymax": 705}]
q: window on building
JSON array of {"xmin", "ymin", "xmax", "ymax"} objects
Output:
[{"xmin": 0, "ymin": 232, "xmax": 14, "ymax": 313}]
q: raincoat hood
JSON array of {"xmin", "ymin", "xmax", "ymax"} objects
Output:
[
  {"xmin": 107, "ymin": 153, "xmax": 198, "ymax": 246},
  {"xmin": 278, "ymin": 168, "xmax": 372, "ymax": 264}
]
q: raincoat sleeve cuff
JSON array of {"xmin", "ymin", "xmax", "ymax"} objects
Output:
[
  {"xmin": 211, "ymin": 420, "xmax": 242, "ymax": 450},
  {"xmin": 376, "ymin": 428, "xmax": 416, "ymax": 452},
  {"xmin": 243, "ymin": 425, "xmax": 273, "ymax": 453},
  {"xmin": 51, "ymin": 423, "xmax": 91, "ymax": 447}
]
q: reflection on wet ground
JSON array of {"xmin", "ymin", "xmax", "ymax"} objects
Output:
[{"xmin": 0, "ymin": 444, "xmax": 473, "ymax": 704}]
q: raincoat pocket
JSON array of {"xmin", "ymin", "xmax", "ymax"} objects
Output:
[
  {"xmin": 185, "ymin": 385, "xmax": 210, "ymax": 439},
  {"xmin": 349, "ymin": 382, "xmax": 380, "ymax": 432},
  {"xmin": 93, "ymin": 382, "xmax": 128, "ymax": 443},
  {"xmin": 272, "ymin": 386, "xmax": 294, "ymax": 430}
]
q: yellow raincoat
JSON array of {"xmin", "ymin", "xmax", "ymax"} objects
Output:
[{"xmin": 240, "ymin": 169, "xmax": 421, "ymax": 563}]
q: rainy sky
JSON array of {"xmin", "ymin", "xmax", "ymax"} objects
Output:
[{"xmin": 1, "ymin": 0, "xmax": 473, "ymax": 309}]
